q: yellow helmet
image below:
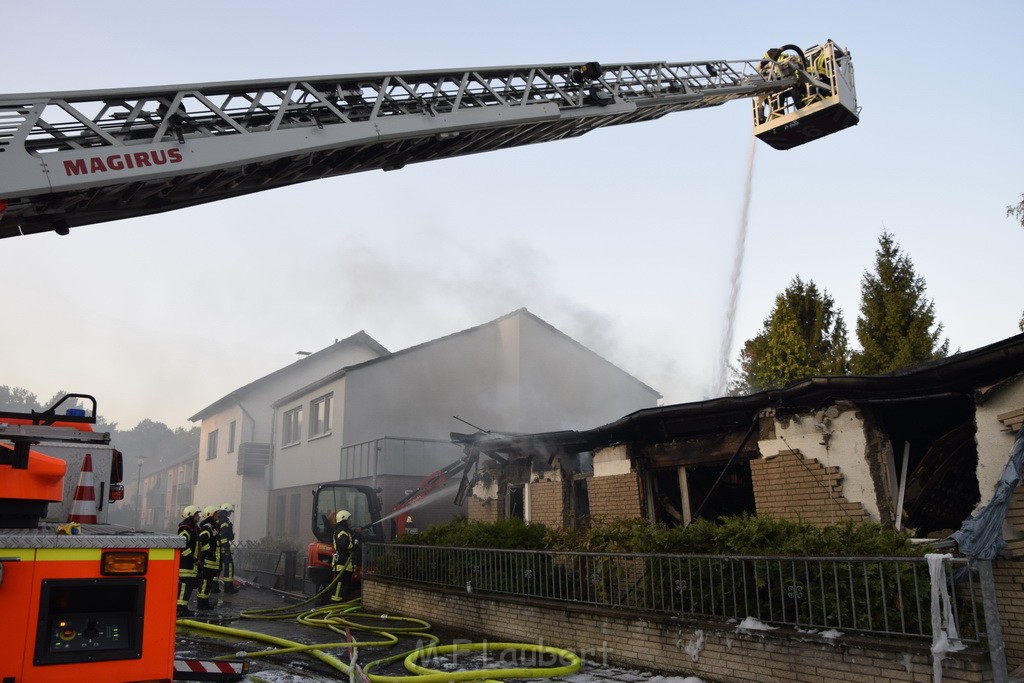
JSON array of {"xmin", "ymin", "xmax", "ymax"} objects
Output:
[
  {"xmin": 181, "ymin": 505, "xmax": 200, "ymax": 519},
  {"xmin": 335, "ymin": 510, "xmax": 351, "ymax": 524},
  {"xmin": 203, "ymin": 505, "xmax": 218, "ymax": 518},
  {"xmin": 220, "ymin": 503, "xmax": 234, "ymax": 513}
]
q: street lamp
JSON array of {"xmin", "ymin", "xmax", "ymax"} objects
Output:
[{"xmin": 136, "ymin": 459, "xmax": 143, "ymax": 528}]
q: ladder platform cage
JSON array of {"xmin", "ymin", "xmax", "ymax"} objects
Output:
[{"xmin": 753, "ymin": 40, "xmax": 859, "ymax": 150}]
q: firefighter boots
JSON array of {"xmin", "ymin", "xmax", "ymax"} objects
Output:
[
  {"xmin": 176, "ymin": 605, "xmax": 195, "ymax": 618},
  {"xmin": 197, "ymin": 597, "xmax": 218, "ymax": 610}
]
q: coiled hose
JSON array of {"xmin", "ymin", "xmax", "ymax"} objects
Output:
[{"xmin": 178, "ymin": 573, "xmax": 581, "ymax": 681}]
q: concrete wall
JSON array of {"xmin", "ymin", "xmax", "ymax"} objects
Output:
[
  {"xmin": 194, "ymin": 339, "xmax": 384, "ymax": 540},
  {"xmin": 364, "ymin": 578, "xmax": 990, "ymax": 682},
  {"xmin": 193, "ymin": 404, "xmax": 247, "ymax": 535},
  {"xmin": 342, "ymin": 311, "xmax": 659, "ymax": 446},
  {"xmin": 975, "ymin": 376, "xmax": 1024, "ymax": 513},
  {"xmin": 271, "ymin": 375, "xmax": 347, "ymax": 491},
  {"xmin": 516, "ymin": 313, "xmax": 659, "ymax": 430}
]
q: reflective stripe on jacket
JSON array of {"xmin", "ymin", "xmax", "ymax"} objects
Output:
[{"xmin": 199, "ymin": 519, "xmax": 221, "ymax": 569}]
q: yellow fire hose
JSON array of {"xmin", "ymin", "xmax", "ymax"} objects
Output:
[{"xmin": 178, "ymin": 574, "xmax": 582, "ymax": 681}]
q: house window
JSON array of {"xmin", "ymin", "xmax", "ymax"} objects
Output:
[
  {"xmin": 310, "ymin": 394, "xmax": 333, "ymax": 438},
  {"xmin": 228, "ymin": 420, "xmax": 236, "ymax": 453},
  {"xmin": 207, "ymin": 430, "xmax": 218, "ymax": 460},
  {"xmin": 282, "ymin": 407, "xmax": 303, "ymax": 446}
]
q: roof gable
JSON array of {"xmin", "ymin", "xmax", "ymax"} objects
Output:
[{"xmin": 189, "ymin": 330, "xmax": 388, "ymax": 421}]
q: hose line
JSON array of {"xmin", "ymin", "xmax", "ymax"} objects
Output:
[{"xmin": 177, "ymin": 574, "xmax": 582, "ymax": 681}]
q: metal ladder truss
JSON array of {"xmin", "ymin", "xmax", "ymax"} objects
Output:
[{"xmin": 0, "ymin": 58, "xmax": 794, "ymax": 237}]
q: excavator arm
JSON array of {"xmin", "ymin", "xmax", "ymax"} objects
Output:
[{"xmin": 0, "ymin": 41, "xmax": 857, "ymax": 238}]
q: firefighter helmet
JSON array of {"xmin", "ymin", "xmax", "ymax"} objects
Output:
[
  {"xmin": 181, "ymin": 504, "xmax": 200, "ymax": 519},
  {"xmin": 203, "ymin": 505, "xmax": 218, "ymax": 518},
  {"xmin": 335, "ymin": 510, "xmax": 352, "ymax": 524},
  {"xmin": 220, "ymin": 503, "xmax": 234, "ymax": 513}
]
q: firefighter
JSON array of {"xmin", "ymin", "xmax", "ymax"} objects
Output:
[
  {"xmin": 330, "ymin": 509, "xmax": 356, "ymax": 603},
  {"xmin": 218, "ymin": 503, "xmax": 238, "ymax": 594},
  {"xmin": 196, "ymin": 505, "xmax": 221, "ymax": 610},
  {"xmin": 176, "ymin": 505, "xmax": 201, "ymax": 617}
]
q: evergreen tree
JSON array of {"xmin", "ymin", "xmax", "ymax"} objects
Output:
[
  {"xmin": 735, "ymin": 276, "xmax": 850, "ymax": 393},
  {"xmin": 1007, "ymin": 193, "xmax": 1024, "ymax": 228},
  {"xmin": 850, "ymin": 232, "xmax": 949, "ymax": 375},
  {"xmin": 1008, "ymin": 195, "xmax": 1024, "ymax": 330}
]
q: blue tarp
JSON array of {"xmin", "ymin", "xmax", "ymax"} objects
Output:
[{"xmin": 949, "ymin": 426, "xmax": 1024, "ymax": 559}]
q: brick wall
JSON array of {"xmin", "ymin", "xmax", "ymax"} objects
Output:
[
  {"xmin": 530, "ymin": 480, "xmax": 564, "ymax": 528},
  {"xmin": 993, "ymin": 558, "xmax": 1024, "ymax": 669},
  {"xmin": 750, "ymin": 450, "xmax": 869, "ymax": 526},
  {"xmin": 588, "ymin": 473, "xmax": 642, "ymax": 521},
  {"xmin": 364, "ymin": 578, "xmax": 989, "ymax": 682},
  {"xmin": 468, "ymin": 494, "xmax": 500, "ymax": 523}
]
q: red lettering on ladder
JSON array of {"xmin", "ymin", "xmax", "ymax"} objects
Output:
[{"xmin": 62, "ymin": 148, "xmax": 184, "ymax": 176}]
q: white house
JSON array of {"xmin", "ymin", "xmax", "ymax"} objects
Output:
[{"xmin": 188, "ymin": 331, "xmax": 389, "ymax": 541}]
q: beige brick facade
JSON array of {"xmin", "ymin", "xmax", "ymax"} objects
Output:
[
  {"xmin": 467, "ymin": 494, "xmax": 500, "ymax": 523},
  {"xmin": 587, "ymin": 472, "xmax": 643, "ymax": 521},
  {"xmin": 529, "ymin": 479, "xmax": 565, "ymax": 528},
  {"xmin": 364, "ymin": 578, "xmax": 990, "ymax": 682},
  {"xmin": 750, "ymin": 450, "xmax": 869, "ymax": 526},
  {"xmin": 993, "ymin": 558, "xmax": 1024, "ymax": 668}
]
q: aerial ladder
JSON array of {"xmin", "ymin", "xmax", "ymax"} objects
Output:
[{"xmin": 0, "ymin": 41, "xmax": 857, "ymax": 239}]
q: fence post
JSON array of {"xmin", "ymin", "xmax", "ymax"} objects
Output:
[
  {"xmin": 978, "ymin": 559, "xmax": 1008, "ymax": 683},
  {"xmin": 282, "ymin": 550, "xmax": 298, "ymax": 591}
]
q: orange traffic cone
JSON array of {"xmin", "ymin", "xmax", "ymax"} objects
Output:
[{"xmin": 68, "ymin": 453, "xmax": 98, "ymax": 524}]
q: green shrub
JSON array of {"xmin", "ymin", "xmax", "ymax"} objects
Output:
[
  {"xmin": 541, "ymin": 514, "xmax": 925, "ymax": 557},
  {"xmin": 399, "ymin": 515, "xmax": 550, "ymax": 550}
]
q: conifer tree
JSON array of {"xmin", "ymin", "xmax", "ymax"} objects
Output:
[
  {"xmin": 850, "ymin": 232, "xmax": 948, "ymax": 375},
  {"xmin": 735, "ymin": 276, "xmax": 850, "ymax": 393},
  {"xmin": 1007, "ymin": 193, "xmax": 1024, "ymax": 228}
]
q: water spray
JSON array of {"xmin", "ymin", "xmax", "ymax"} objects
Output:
[{"xmin": 714, "ymin": 135, "xmax": 757, "ymax": 396}]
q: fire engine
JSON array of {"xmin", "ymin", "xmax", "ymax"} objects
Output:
[{"xmin": 0, "ymin": 394, "xmax": 183, "ymax": 683}]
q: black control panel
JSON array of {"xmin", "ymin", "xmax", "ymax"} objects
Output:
[{"xmin": 34, "ymin": 578, "xmax": 145, "ymax": 665}]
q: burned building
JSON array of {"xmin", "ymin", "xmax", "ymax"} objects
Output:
[{"xmin": 460, "ymin": 333, "xmax": 1024, "ymax": 544}]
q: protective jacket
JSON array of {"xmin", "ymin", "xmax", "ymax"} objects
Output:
[
  {"xmin": 199, "ymin": 517, "xmax": 221, "ymax": 570},
  {"xmin": 177, "ymin": 519, "xmax": 200, "ymax": 577},
  {"xmin": 218, "ymin": 513, "xmax": 234, "ymax": 549},
  {"xmin": 332, "ymin": 525, "xmax": 354, "ymax": 574}
]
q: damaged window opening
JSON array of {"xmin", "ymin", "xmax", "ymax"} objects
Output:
[
  {"xmin": 571, "ymin": 477, "xmax": 590, "ymax": 528},
  {"xmin": 507, "ymin": 483, "xmax": 525, "ymax": 520},
  {"xmin": 649, "ymin": 461, "xmax": 756, "ymax": 527},
  {"xmin": 874, "ymin": 395, "xmax": 980, "ymax": 537}
]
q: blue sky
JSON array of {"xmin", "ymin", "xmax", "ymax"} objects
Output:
[{"xmin": 2, "ymin": 1, "xmax": 1022, "ymax": 429}]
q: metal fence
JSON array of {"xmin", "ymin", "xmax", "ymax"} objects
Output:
[
  {"xmin": 363, "ymin": 543, "xmax": 984, "ymax": 643},
  {"xmin": 232, "ymin": 541, "xmax": 303, "ymax": 589}
]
